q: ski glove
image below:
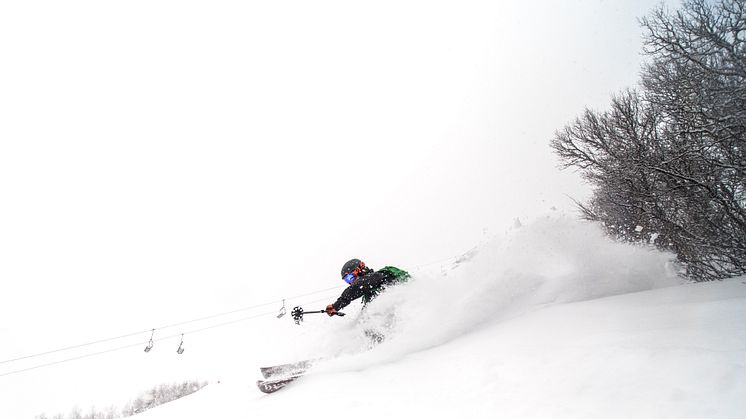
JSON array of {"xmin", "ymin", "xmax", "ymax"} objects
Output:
[{"xmin": 325, "ymin": 304, "xmax": 337, "ymax": 317}]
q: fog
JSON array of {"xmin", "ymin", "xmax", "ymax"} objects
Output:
[{"xmin": 0, "ymin": 1, "xmax": 669, "ymax": 417}]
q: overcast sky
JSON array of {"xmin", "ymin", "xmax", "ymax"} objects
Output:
[{"xmin": 1, "ymin": 0, "xmax": 672, "ymax": 417}]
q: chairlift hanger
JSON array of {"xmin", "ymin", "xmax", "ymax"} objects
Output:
[
  {"xmin": 144, "ymin": 329, "xmax": 155, "ymax": 352},
  {"xmin": 276, "ymin": 299, "xmax": 287, "ymax": 319},
  {"xmin": 176, "ymin": 334, "xmax": 185, "ymax": 354}
]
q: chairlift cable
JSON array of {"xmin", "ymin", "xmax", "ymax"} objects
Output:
[
  {"xmin": 0, "ymin": 293, "xmax": 340, "ymax": 378},
  {"xmin": 0, "ymin": 285, "xmax": 344, "ymax": 366}
]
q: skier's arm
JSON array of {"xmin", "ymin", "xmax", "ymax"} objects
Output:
[
  {"xmin": 331, "ymin": 274, "xmax": 387, "ymax": 311},
  {"xmin": 331, "ymin": 285, "xmax": 364, "ymax": 311}
]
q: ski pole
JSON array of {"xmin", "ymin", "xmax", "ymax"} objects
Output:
[
  {"xmin": 291, "ymin": 306, "xmax": 345, "ymax": 324},
  {"xmin": 301, "ymin": 310, "xmax": 346, "ymax": 316}
]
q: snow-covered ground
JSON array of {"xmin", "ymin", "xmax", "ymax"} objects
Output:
[{"xmin": 132, "ymin": 216, "xmax": 746, "ymax": 419}]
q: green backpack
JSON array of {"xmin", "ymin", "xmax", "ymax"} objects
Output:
[
  {"xmin": 361, "ymin": 266, "xmax": 410, "ymax": 305},
  {"xmin": 379, "ymin": 266, "xmax": 410, "ymax": 283}
]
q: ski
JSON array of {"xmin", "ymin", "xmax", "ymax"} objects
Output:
[
  {"xmin": 260, "ymin": 359, "xmax": 314, "ymax": 379},
  {"xmin": 256, "ymin": 375, "xmax": 302, "ymax": 394}
]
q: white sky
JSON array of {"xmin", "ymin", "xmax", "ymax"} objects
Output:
[{"xmin": 0, "ymin": 0, "xmax": 671, "ymax": 417}]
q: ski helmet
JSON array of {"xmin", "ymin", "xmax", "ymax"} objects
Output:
[{"xmin": 341, "ymin": 259, "xmax": 370, "ymax": 284}]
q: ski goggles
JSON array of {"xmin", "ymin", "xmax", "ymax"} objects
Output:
[
  {"xmin": 343, "ymin": 272, "xmax": 357, "ymax": 284},
  {"xmin": 342, "ymin": 262, "xmax": 366, "ymax": 284}
]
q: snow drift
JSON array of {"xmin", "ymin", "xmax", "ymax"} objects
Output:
[
  {"xmin": 134, "ymin": 215, "xmax": 746, "ymax": 418},
  {"xmin": 294, "ymin": 215, "xmax": 679, "ymax": 364}
]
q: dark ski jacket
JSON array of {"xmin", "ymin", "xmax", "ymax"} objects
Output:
[{"xmin": 332, "ymin": 269, "xmax": 406, "ymax": 311}]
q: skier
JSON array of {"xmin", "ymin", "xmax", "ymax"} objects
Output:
[{"xmin": 325, "ymin": 259, "xmax": 409, "ymax": 317}]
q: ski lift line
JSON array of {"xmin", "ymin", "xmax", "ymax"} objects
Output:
[
  {"xmin": 0, "ymin": 285, "xmax": 346, "ymax": 367},
  {"xmin": 297, "ymin": 295, "xmax": 336, "ymax": 306},
  {"xmin": 0, "ymin": 329, "xmax": 153, "ymax": 366},
  {"xmin": 0, "ymin": 340, "xmax": 146, "ymax": 378},
  {"xmin": 413, "ymin": 253, "xmax": 466, "ymax": 270},
  {"xmin": 0, "ymin": 293, "xmax": 342, "ymax": 378},
  {"xmin": 155, "ymin": 285, "xmax": 346, "ymax": 331},
  {"xmin": 0, "ymin": 311, "xmax": 277, "ymax": 378},
  {"xmin": 148, "ymin": 292, "xmax": 337, "ymax": 339},
  {"xmin": 174, "ymin": 309, "xmax": 278, "ymax": 336}
]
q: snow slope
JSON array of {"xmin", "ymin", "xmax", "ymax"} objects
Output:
[{"xmin": 136, "ymin": 217, "xmax": 746, "ymax": 418}]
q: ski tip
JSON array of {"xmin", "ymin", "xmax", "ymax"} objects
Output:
[{"xmin": 256, "ymin": 376, "xmax": 301, "ymax": 394}]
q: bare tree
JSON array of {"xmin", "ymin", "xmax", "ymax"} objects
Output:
[
  {"xmin": 40, "ymin": 380, "xmax": 209, "ymax": 418},
  {"xmin": 68, "ymin": 406, "xmax": 83, "ymax": 419},
  {"xmin": 103, "ymin": 405, "xmax": 120, "ymax": 419},
  {"xmin": 553, "ymin": 0, "xmax": 746, "ymax": 280}
]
